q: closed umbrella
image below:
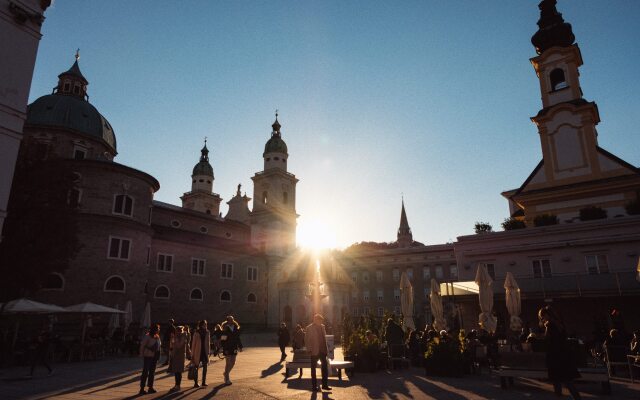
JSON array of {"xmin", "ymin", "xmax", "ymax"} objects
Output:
[
  {"xmin": 400, "ymin": 272, "xmax": 415, "ymax": 331},
  {"xmin": 140, "ymin": 302, "xmax": 151, "ymax": 329},
  {"xmin": 124, "ymin": 301, "xmax": 133, "ymax": 330},
  {"xmin": 504, "ymin": 272, "xmax": 522, "ymax": 331},
  {"xmin": 430, "ymin": 278, "xmax": 447, "ymax": 331},
  {"xmin": 636, "ymin": 256, "xmax": 640, "ymax": 282},
  {"xmin": 475, "ymin": 264, "xmax": 497, "ymax": 333}
]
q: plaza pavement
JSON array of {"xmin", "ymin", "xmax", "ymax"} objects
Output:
[{"xmin": 1, "ymin": 345, "xmax": 638, "ymax": 399}]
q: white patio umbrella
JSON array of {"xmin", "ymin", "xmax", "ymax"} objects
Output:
[
  {"xmin": 504, "ymin": 272, "xmax": 523, "ymax": 331},
  {"xmin": 430, "ymin": 278, "xmax": 447, "ymax": 331},
  {"xmin": 0, "ymin": 298, "xmax": 68, "ymax": 314},
  {"xmin": 65, "ymin": 302, "xmax": 125, "ymax": 314},
  {"xmin": 123, "ymin": 301, "xmax": 133, "ymax": 330},
  {"xmin": 475, "ymin": 264, "xmax": 497, "ymax": 333},
  {"xmin": 400, "ymin": 272, "xmax": 415, "ymax": 331},
  {"xmin": 140, "ymin": 301, "xmax": 151, "ymax": 329}
]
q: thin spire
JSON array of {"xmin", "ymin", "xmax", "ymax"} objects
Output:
[
  {"xmin": 75, "ymin": 48, "xmax": 80, "ymax": 61},
  {"xmin": 397, "ymin": 197, "xmax": 413, "ymax": 247},
  {"xmin": 272, "ymin": 109, "xmax": 281, "ymax": 134},
  {"xmin": 200, "ymin": 138, "xmax": 209, "ymax": 162}
]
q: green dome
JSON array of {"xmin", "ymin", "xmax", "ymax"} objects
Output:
[
  {"xmin": 192, "ymin": 161, "xmax": 213, "ymax": 177},
  {"xmin": 264, "ymin": 134, "xmax": 288, "ymax": 155},
  {"xmin": 27, "ymin": 94, "xmax": 116, "ymax": 151}
]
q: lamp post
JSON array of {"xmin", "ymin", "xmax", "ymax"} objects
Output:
[{"xmin": 306, "ymin": 259, "xmax": 328, "ymax": 317}]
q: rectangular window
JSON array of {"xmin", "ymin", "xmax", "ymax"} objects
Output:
[
  {"xmin": 351, "ymin": 272, "xmax": 358, "ymax": 283},
  {"xmin": 424, "ymin": 287, "xmax": 429, "ymax": 300},
  {"xmin": 351, "ymin": 289, "xmax": 357, "ymax": 299},
  {"xmin": 377, "ymin": 307, "xmax": 384, "ymax": 317},
  {"xmin": 157, "ymin": 253, "xmax": 173, "ymax": 272},
  {"xmin": 376, "ymin": 270, "xmax": 383, "ymax": 282},
  {"xmin": 73, "ymin": 147, "xmax": 87, "ymax": 160},
  {"xmin": 191, "ymin": 258, "xmax": 206, "ymax": 276},
  {"xmin": 247, "ymin": 266, "xmax": 258, "ymax": 281},
  {"xmin": 148, "ymin": 206, "xmax": 153, "ymax": 225},
  {"xmin": 107, "ymin": 236, "xmax": 131, "ymax": 260},
  {"xmin": 423, "ymin": 267, "xmax": 431, "ymax": 280},
  {"xmin": 406, "ymin": 268, "xmax": 413, "ymax": 281},
  {"xmin": 393, "ymin": 306, "xmax": 401, "ymax": 315},
  {"xmin": 532, "ymin": 259, "xmax": 552, "ymax": 278},
  {"xmin": 377, "ymin": 289, "xmax": 384, "ymax": 302},
  {"xmin": 450, "ymin": 264, "xmax": 458, "ymax": 280},
  {"xmin": 353, "ymin": 308, "xmax": 360, "ymax": 317},
  {"xmin": 113, "ymin": 194, "xmax": 134, "ymax": 217},
  {"xmin": 435, "ymin": 265, "xmax": 443, "ymax": 279},
  {"xmin": 363, "ymin": 290, "xmax": 370, "ymax": 302},
  {"xmin": 585, "ymin": 255, "xmax": 609, "ymax": 275},
  {"xmin": 221, "ymin": 263, "xmax": 233, "ymax": 279},
  {"xmin": 362, "ymin": 271, "xmax": 369, "ymax": 283},
  {"xmin": 392, "ymin": 268, "xmax": 400, "ymax": 281},
  {"xmin": 393, "ymin": 288, "xmax": 400, "ymax": 301},
  {"xmin": 363, "ymin": 307, "xmax": 370, "ymax": 315}
]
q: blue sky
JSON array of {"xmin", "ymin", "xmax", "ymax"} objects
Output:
[{"xmin": 29, "ymin": 1, "xmax": 640, "ymax": 248}]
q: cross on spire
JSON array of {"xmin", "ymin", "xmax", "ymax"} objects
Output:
[{"xmin": 75, "ymin": 48, "xmax": 80, "ymax": 61}]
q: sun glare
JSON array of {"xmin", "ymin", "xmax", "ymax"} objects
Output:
[{"xmin": 297, "ymin": 218, "xmax": 337, "ymax": 250}]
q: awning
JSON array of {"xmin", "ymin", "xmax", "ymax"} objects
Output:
[{"xmin": 440, "ymin": 281, "xmax": 479, "ymax": 296}]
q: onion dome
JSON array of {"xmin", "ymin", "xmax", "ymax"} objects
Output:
[
  {"xmin": 531, "ymin": 0, "xmax": 575, "ymax": 55},
  {"xmin": 192, "ymin": 141, "xmax": 214, "ymax": 177},
  {"xmin": 26, "ymin": 52, "xmax": 117, "ymax": 152},
  {"xmin": 263, "ymin": 112, "xmax": 288, "ymax": 155}
]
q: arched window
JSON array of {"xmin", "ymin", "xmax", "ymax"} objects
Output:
[
  {"xmin": 113, "ymin": 194, "xmax": 134, "ymax": 216},
  {"xmin": 247, "ymin": 293, "xmax": 257, "ymax": 303},
  {"xmin": 550, "ymin": 68, "xmax": 567, "ymax": 91},
  {"xmin": 283, "ymin": 192, "xmax": 288, "ymax": 204},
  {"xmin": 190, "ymin": 288, "xmax": 203, "ymax": 301},
  {"xmin": 154, "ymin": 285, "xmax": 170, "ymax": 299},
  {"xmin": 104, "ymin": 275, "xmax": 126, "ymax": 292},
  {"xmin": 262, "ymin": 191, "xmax": 268, "ymax": 204},
  {"xmin": 42, "ymin": 273, "xmax": 64, "ymax": 291},
  {"xmin": 220, "ymin": 290, "xmax": 231, "ymax": 302}
]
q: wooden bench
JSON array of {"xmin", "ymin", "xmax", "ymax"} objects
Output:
[{"xmin": 284, "ymin": 350, "xmax": 354, "ymax": 380}]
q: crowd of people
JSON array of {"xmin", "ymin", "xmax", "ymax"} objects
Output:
[{"xmin": 137, "ymin": 315, "xmax": 243, "ymax": 395}]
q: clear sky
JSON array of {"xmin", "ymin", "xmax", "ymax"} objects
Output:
[{"xmin": 28, "ymin": 1, "xmax": 640, "ymax": 249}]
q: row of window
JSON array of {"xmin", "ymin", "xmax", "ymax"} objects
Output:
[
  {"xmin": 483, "ymin": 255, "xmax": 609, "ymax": 279},
  {"xmin": 351, "ymin": 265, "xmax": 457, "ymax": 284},
  {"xmin": 352, "ymin": 306, "xmax": 401, "ymax": 317},
  {"xmin": 153, "ymin": 285, "xmax": 257, "ymax": 303}
]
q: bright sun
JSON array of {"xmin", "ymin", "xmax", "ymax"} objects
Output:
[{"xmin": 297, "ymin": 218, "xmax": 338, "ymax": 250}]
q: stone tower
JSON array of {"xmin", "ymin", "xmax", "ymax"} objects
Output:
[
  {"xmin": 180, "ymin": 140, "xmax": 222, "ymax": 215},
  {"xmin": 397, "ymin": 199, "xmax": 413, "ymax": 248}
]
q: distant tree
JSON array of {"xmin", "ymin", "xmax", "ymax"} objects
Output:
[
  {"xmin": 579, "ymin": 206, "xmax": 607, "ymax": 221},
  {"xmin": 0, "ymin": 160, "xmax": 80, "ymax": 301},
  {"xmin": 502, "ymin": 217, "xmax": 526, "ymax": 230},
  {"xmin": 474, "ymin": 222, "xmax": 493, "ymax": 234},
  {"xmin": 533, "ymin": 214, "xmax": 558, "ymax": 227},
  {"xmin": 625, "ymin": 199, "xmax": 640, "ymax": 215}
]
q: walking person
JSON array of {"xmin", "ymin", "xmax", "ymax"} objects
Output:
[
  {"xmin": 212, "ymin": 324, "xmax": 223, "ymax": 356},
  {"xmin": 27, "ymin": 328, "xmax": 53, "ymax": 378},
  {"xmin": 220, "ymin": 315, "xmax": 243, "ymax": 385},
  {"xmin": 305, "ymin": 314, "xmax": 331, "ymax": 392},
  {"xmin": 161, "ymin": 318, "xmax": 176, "ymax": 366},
  {"xmin": 538, "ymin": 306, "xmax": 582, "ymax": 400},
  {"xmin": 190, "ymin": 320, "xmax": 210, "ymax": 387},
  {"xmin": 277, "ymin": 322, "xmax": 290, "ymax": 361},
  {"xmin": 169, "ymin": 326, "xmax": 190, "ymax": 392},
  {"xmin": 139, "ymin": 324, "xmax": 161, "ymax": 395}
]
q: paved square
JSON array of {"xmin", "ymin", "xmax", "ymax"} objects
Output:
[{"xmin": 1, "ymin": 346, "xmax": 638, "ymax": 399}]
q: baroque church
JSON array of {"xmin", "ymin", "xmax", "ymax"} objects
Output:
[{"xmin": 6, "ymin": 0, "xmax": 640, "ymax": 336}]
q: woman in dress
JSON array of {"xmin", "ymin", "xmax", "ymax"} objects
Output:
[{"xmin": 538, "ymin": 306, "xmax": 582, "ymax": 400}]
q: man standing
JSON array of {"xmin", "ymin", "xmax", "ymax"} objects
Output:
[
  {"xmin": 220, "ymin": 315, "xmax": 242, "ymax": 385},
  {"xmin": 162, "ymin": 319, "xmax": 176, "ymax": 366},
  {"xmin": 277, "ymin": 322, "xmax": 290, "ymax": 361},
  {"xmin": 305, "ymin": 314, "xmax": 331, "ymax": 392}
]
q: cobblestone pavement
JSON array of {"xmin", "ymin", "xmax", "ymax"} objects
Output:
[{"xmin": 1, "ymin": 347, "xmax": 638, "ymax": 399}]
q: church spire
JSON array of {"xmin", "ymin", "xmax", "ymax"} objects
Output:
[
  {"xmin": 55, "ymin": 50, "xmax": 89, "ymax": 100},
  {"xmin": 531, "ymin": 0, "xmax": 575, "ymax": 55},
  {"xmin": 397, "ymin": 198, "xmax": 413, "ymax": 248}
]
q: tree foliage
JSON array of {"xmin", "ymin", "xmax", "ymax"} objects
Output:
[
  {"xmin": 474, "ymin": 222, "xmax": 493, "ymax": 234},
  {"xmin": 502, "ymin": 217, "xmax": 526, "ymax": 230},
  {"xmin": 0, "ymin": 160, "xmax": 80, "ymax": 300}
]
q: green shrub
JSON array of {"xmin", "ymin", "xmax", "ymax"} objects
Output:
[
  {"xmin": 533, "ymin": 214, "xmax": 558, "ymax": 227},
  {"xmin": 474, "ymin": 222, "xmax": 493, "ymax": 234},
  {"xmin": 502, "ymin": 217, "xmax": 526, "ymax": 230}
]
